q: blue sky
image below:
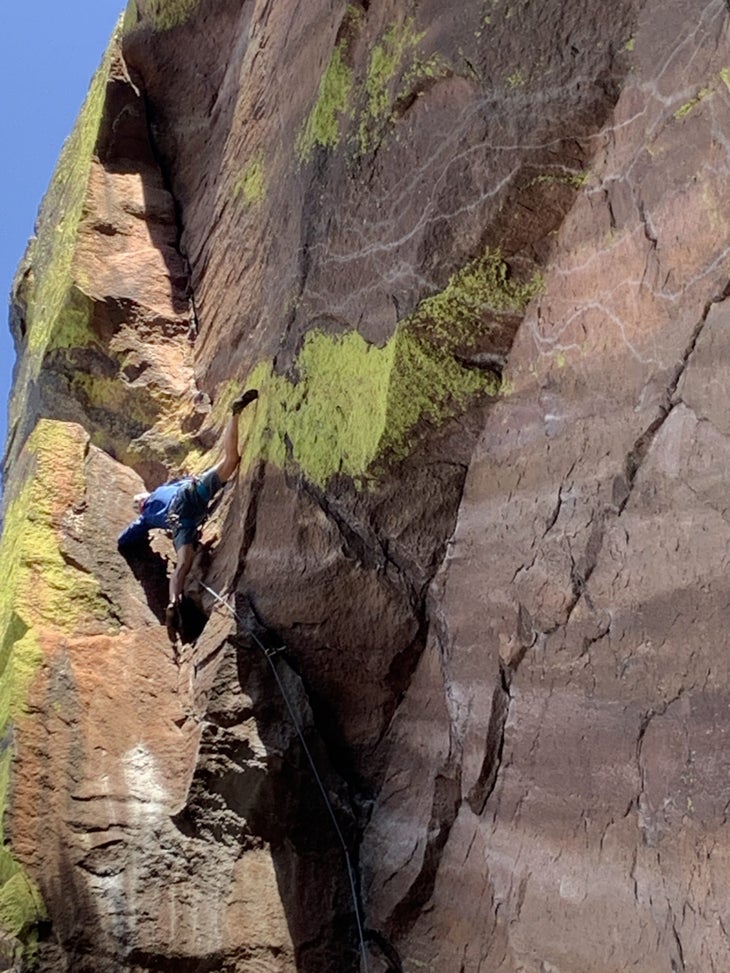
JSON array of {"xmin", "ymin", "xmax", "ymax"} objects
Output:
[{"xmin": 0, "ymin": 2, "xmax": 124, "ymax": 469}]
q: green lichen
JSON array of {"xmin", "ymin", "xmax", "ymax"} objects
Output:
[
  {"xmin": 242, "ymin": 247, "xmax": 540, "ymax": 487},
  {"xmin": 243, "ymin": 328, "xmax": 491, "ymax": 488},
  {"xmin": 233, "ymin": 151, "xmax": 267, "ymax": 206},
  {"xmin": 121, "ymin": 1, "xmax": 138, "ymax": 33},
  {"xmin": 0, "ymin": 422, "xmax": 110, "ymax": 660},
  {"xmin": 23, "ymin": 50, "xmax": 110, "ymax": 359},
  {"xmin": 409, "ymin": 248, "xmax": 543, "ymax": 348},
  {"xmin": 366, "ymin": 20, "xmax": 425, "ymax": 122},
  {"xmin": 73, "ymin": 372, "xmax": 175, "ymax": 428},
  {"xmin": 624, "ymin": 36, "xmax": 635, "ymax": 52},
  {"xmin": 209, "ymin": 380, "xmax": 246, "ymax": 424},
  {"xmin": 507, "ymin": 69, "xmax": 526, "ymax": 89},
  {"xmin": 672, "ymin": 69, "xmax": 730, "ymax": 120},
  {"xmin": 296, "ymin": 42, "xmax": 353, "ymax": 164},
  {"xmin": 528, "ymin": 169, "xmax": 589, "ymax": 190},
  {"xmin": 67, "ymin": 372, "xmax": 189, "ymax": 474},
  {"xmin": 0, "ymin": 866, "xmax": 45, "ymax": 948},
  {"xmin": 0, "ymin": 420, "xmax": 116, "ymax": 959},
  {"xmin": 396, "ymin": 52, "xmax": 451, "ymax": 105},
  {"xmin": 0, "ymin": 749, "xmax": 45, "ymax": 967},
  {"xmin": 144, "ymin": 0, "xmax": 199, "ymax": 30},
  {"xmin": 296, "ymin": 17, "xmax": 448, "ymax": 161},
  {"xmin": 674, "ymin": 86, "xmax": 713, "ymax": 118},
  {"xmin": 266, "ymin": 332, "xmax": 395, "ymax": 482},
  {"xmin": 380, "ymin": 328, "xmax": 490, "ymax": 461},
  {"xmin": 73, "ymin": 374, "xmax": 137, "ymax": 416},
  {"xmin": 357, "ymin": 18, "xmax": 428, "ymax": 154}
]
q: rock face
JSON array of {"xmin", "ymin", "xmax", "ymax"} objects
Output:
[{"xmin": 3, "ymin": 0, "xmax": 730, "ymax": 970}]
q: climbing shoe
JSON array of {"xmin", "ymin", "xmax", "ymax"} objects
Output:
[{"xmin": 231, "ymin": 389, "xmax": 259, "ymax": 415}]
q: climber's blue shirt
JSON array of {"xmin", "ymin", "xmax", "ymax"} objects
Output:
[
  {"xmin": 117, "ymin": 468, "xmax": 223, "ymax": 553},
  {"xmin": 117, "ymin": 480, "xmax": 190, "ymax": 550},
  {"xmin": 137, "ymin": 482, "xmax": 182, "ymax": 528}
]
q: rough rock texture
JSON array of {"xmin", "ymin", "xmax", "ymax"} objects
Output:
[{"xmin": 3, "ymin": 0, "xmax": 730, "ymax": 970}]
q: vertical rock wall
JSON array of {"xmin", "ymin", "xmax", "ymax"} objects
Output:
[
  {"xmin": 2, "ymin": 0, "xmax": 730, "ymax": 971},
  {"xmin": 362, "ymin": 2, "xmax": 730, "ymax": 969}
]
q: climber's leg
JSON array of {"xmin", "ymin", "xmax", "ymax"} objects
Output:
[
  {"xmin": 214, "ymin": 389, "xmax": 259, "ymax": 483},
  {"xmin": 214, "ymin": 414, "xmax": 241, "ymax": 483},
  {"xmin": 169, "ymin": 541, "xmax": 195, "ymax": 604}
]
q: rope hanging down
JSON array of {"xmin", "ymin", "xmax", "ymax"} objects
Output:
[{"xmin": 198, "ymin": 582, "xmax": 371, "ymax": 973}]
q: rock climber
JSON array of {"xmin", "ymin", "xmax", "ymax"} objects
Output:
[{"xmin": 118, "ymin": 389, "xmax": 258, "ymax": 639}]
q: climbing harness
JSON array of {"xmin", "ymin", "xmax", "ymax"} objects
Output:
[
  {"xmin": 198, "ymin": 582, "xmax": 371, "ymax": 973},
  {"xmin": 167, "ymin": 474, "xmax": 234, "ymax": 540}
]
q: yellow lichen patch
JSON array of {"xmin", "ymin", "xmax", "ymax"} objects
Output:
[
  {"xmin": 121, "ymin": 1, "xmax": 138, "ymax": 33},
  {"xmin": 295, "ymin": 16, "xmax": 447, "ymax": 163},
  {"xmin": 23, "ymin": 49, "xmax": 111, "ymax": 359},
  {"xmin": 241, "ymin": 328, "xmax": 494, "ymax": 487},
  {"xmin": 74, "ymin": 373, "xmax": 139, "ymax": 417},
  {"xmin": 357, "ymin": 18, "xmax": 431, "ymax": 154},
  {"xmin": 179, "ymin": 446, "xmax": 208, "ymax": 476},
  {"xmin": 365, "ymin": 20, "xmax": 425, "ymax": 123},
  {"xmin": 73, "ymin": 373, "xmax": 180, "ymax": 430},
  {"xmin": 240, "ymin": 247, "xmax": 537, "ymax": 487},
  {"xmin": 233, "ymin": 150, "xmax": 267, "ymax": 206},
  {"xmin": 527, "ymin": 170, "xmax": 589, "ymax": 191},
  {"xmin": 296, "ymin": 41, "xmax": 354, "ymax": 164},
  {"xmin": 409, "ymin": 247, "xmax": 543, "ymax": 349},
  {"xmin": 142, "ymin": 0, "xmax": 199, "ymax": 30},
  {"xmin": 238, "ymin": 363, "xmax": 277, "ymax": 470},
  {"xmin": 74, "ymin": 371, "xmax": 203, "ymax": 475},
  {"xmin": 0, "ymin": 421, "xmax": 110, "ymax": 691},
  {"xmin": 0, "ymin": 749, "xmax": 46, "ymax": 963},
  {"xmin": 238, "ymin": 335, "xmax": 387, "ymax": 484},
  {"xmin": 396, "ymin": 51, "xmax": 450, "ymax": 104},
  {"xmin": 0, "ymin": 419, "xmax": 116, "ymax": 957},
  {"xmin": 674, "ymin": 85, "xmax": 713, "ymax": 119},
  {"xmin": 281, "ymin": 330, "xmax": 394, "ymax": 482}
]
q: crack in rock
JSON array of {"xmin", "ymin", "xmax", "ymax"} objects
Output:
[
  {"xmin": 300, "ymin": 477, "xmax": 394, "ymax": 577},
  {"xmin": 621, "ymin": 281, "xmax": 730, "ymax": 514},
  {"xmin": 387, "ymin": 765, "xmax": 462, "ymax": 941},
  {"xmin": 635, "ymin": 689, "xmax": 686, "ymax": 848},
  {"xmin": 529, "ymin": 283, "xmax": 730, "ymax": 654},
  {"xmin": 467, "ymin": 661, "xmax": 512, "ymax": 815},
  {"xmin": 672, "ymin": 921, "xmax": 686, "ymax": 973},
  {"xmin": 363, "ymin": 928, "xmax": 404, "ymax": 973}
]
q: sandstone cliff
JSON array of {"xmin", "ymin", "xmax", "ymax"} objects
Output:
[{"xmin": 3, "ymin": 0, "xmax": 730, "ymax": 970}]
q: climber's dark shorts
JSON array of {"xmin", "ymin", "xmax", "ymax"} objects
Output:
[{"xmin": 169, "ymin": 468, "xmax": 223, "ymax": 551}]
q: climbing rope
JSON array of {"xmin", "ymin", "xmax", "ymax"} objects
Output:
[{"xmin": 198, "ymin": 582, "xmax": 371, "ymax": 973}]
